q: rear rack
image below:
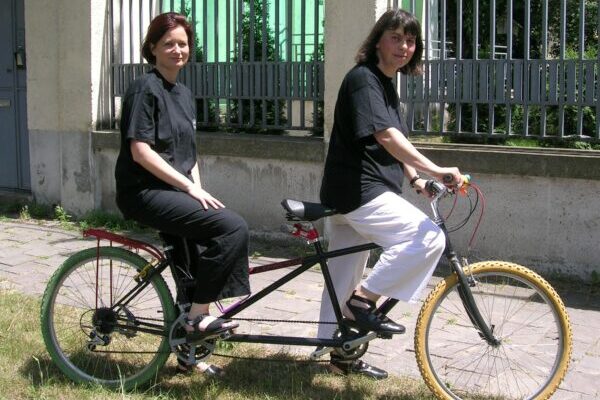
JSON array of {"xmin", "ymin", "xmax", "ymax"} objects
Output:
[{"xmin": 83, "ymin": 228, "xmax": 165, "ymax": 261}]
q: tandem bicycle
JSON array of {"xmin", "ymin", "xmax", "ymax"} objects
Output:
[{"xmin": 40, "ymin": 176, "xmax": 572, "ymax": 399}]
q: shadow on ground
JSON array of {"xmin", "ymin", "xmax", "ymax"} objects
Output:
[{"xmin": 21, "ymin": 353, "xmax": 429, "ymax": 399}]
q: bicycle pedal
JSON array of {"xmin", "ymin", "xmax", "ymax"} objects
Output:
[{"xmin": 218, "ymin": 331, "xmax": 232, "ymax": 340}]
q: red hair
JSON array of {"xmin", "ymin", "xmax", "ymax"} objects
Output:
[{"xmin": 142, "ymin": 12, "xmax": 194, "ymax": 64}]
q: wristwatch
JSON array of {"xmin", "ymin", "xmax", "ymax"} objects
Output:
[{"xmin": 409, "ymin": 175, "xmax": 421, "ymax": 188}]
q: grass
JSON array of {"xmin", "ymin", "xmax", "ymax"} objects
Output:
[
  {"xmin": 0, "ymin": 200, "xmax": 147, "ymax": 234},
  {"xmin": 0, "ymin": 286, "xmax": 434, "ymax": 400}
]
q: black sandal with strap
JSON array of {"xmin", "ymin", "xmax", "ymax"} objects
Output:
[{"xmin": 344, "ymin": 292, "xmax": 405, "ymax": 335}]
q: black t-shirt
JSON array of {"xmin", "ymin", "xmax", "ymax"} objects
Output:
[
  {"xmin": 115, "ymin": 69, "xmax": 197, "ymax": 194},
  {"xmin": 320, "ymin": 63, "xmax": 405, "ymax": 213}
]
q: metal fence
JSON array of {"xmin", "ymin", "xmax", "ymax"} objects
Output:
[
  {"xmin": 105, "ymin": 0, "xmax": 600, "ymax": 141},
  {"xmin": 395, "ymin": 0, "xmax": 600, "ymax": 142},
  {"xmin": 107, "ymin": 0, "xmax": 324, "ymax": 134}
]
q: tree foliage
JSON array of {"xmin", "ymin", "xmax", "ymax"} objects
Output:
[
  {"xmin": 445, "ymin": 0, "xmax": 598, "ymax": 59},
  {"xmin": 229, "ymin": 0, "xmax": 286, "ymax": 133}
]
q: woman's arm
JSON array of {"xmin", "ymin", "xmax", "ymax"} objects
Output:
[
  {"xmin": 403, "ymin": 164, "xmax": 433, "ymax": 197},
  {"xmin": 374, "ymin": 127, "xmax": 461, "ymax": 184},
  {"xmin": 130, "ymin": 140, "xmax": 224, "ymax": 209},
  {"xmin": 190, "ymin": 162, "xmax": 202, "ymax": 189}
]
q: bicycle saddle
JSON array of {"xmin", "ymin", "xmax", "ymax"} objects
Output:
[{"xmin": 281, "ymin": 199, "xmax": 337, "ymax": 221}]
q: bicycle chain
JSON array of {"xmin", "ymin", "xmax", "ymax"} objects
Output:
[
  {"xmin": 90, "ymin": 316, "xmax": 339, "ymax": 364},
  {"xmin": 229, "ymin": 316, "xmax": 337, "ymax": 325},
  {"xmin": 210, "ymin": 352, "xmax": 332, "ymax": 364},
  {"xmin": 204, "ymin": 317, "xmax": 336, "ymax": 362},
  {"xmin": 207, "ymin": 318, "xmax": 344, "ymax": 363}
]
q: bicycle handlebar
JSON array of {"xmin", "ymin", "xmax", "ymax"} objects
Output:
[
  {"xmin": 442, "ymin": 173, "xmax": 471, "ymax": 187},
  {"xmin": 427, "ymin": 174, "xmax": 472, "ymax": 223},
  {"xmin": 442, "ymin": 174, "xmax": 455, "ymax": 184}
]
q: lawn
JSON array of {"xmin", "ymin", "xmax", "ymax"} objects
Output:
[{"xmin": 0, "ymin": 285, "xmax": 435, "ymax": 400}]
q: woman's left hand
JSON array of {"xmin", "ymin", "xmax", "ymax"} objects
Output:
[{"xmin": 413, "ymin": 178, "xmax": 433, "ymax": 198}]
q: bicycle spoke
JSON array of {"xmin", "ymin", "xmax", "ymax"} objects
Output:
[
  {"xmin": 418, "ymin": 264, "xmax": 569, "ymax": 400},
  {"xmin": 43, "ymin": 248, "xmax": 174, "ymax": 387}
]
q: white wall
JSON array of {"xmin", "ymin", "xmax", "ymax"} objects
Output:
[{"xmin": 26, "ymin": 0, "xmax": 109, "ymax": 214}]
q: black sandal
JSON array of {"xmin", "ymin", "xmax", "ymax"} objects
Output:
[
  {"xmin": 344, "ymin": 292, "xmax": 405, "ymax": 334},
  {"xmin": 329, "ymin": 355, "xmax": 388, "ymax": 380},
  {"xmin": 185, "ymin": 314, "xmax": 239, "ymax": 338}
]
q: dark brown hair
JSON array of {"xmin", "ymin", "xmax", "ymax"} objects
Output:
[
  {"xmin": 355, "ymin": 9, "xmax": 423, "ymax": 75},
  {"xmin": 141, "ymin": 12, "xmax": 194, "ymax": 64}
]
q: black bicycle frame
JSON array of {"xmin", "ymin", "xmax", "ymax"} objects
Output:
[
  {"xmin": 103, "ymin": 236, "xmax": 380, "ymax": 347},
  {"xmin": 219, "ymin": 239, "xmax": 381, "ymax": 348},
  {"xmin": 99, "ymin": 185, "xmax": 499, "ymax": 348}
]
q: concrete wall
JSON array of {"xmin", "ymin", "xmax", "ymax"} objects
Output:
[
  {"xmin": 92, "ymin": 130, "xmax": 600, "ymax": 279},
  {"xmin": 323, "ymin": 0, "xmax": 380, "ymax": 141},
  {"xmin": 408, "ymin": 145, "xmax": 600, "ymax": 279},
  {"xmin": 93, "ymin": 131, "xmax": 325, "ymax": 232},
  {"xmin": 25, "ymin": 0, "xmax": 107, "ymax": 214}
]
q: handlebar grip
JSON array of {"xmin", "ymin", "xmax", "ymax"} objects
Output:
[
  {"xmin": 443, "ymin": 174, "xmax": 472, "ymax": 186},
  {"xmin": 442, "ymin": 174, "xmax": 454, "ymax": 184}
]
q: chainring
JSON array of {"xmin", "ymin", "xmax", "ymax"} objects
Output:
[{"xmin": 331, "ymin": 327, "xmax": 369, "ymax": 360}]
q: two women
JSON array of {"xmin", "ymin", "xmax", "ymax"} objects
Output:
[{"xmin": 116, "ymin": 8, "xmax": 462, "ymax": 380}]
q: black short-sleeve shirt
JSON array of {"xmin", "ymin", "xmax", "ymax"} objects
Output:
[
  {"xmin": 115, "ymin": 69, "xmax": 197, "ymax": 194},
  {"xmin": 320, "ymin": 63, "xmax": 405, "ymax": 213}
]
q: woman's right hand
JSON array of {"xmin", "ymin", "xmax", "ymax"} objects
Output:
[
  {"xmin": 187, "ymin": 186, "xmax": 225, "ymax": 210},
  {"xmin": 433, "ymin": 167, "xmax": 463, "ymax": 187}
]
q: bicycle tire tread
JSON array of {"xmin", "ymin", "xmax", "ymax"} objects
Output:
[{"xmin": 414, "ymin": 261, "xmax": 572, "ymax": 400}]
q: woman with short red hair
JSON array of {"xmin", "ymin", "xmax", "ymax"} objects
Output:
[{"xmin": 115, "ymin": 12, "xmax": 250, "ymax": 377}]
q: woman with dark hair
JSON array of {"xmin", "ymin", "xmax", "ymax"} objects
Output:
[
  {"xmin": 317, "ymin": 9, "xmax": 463, "ymax": 379},
  {"xmin": 114, "ymin": 12, "xmax": 250, "ymax": 377}
]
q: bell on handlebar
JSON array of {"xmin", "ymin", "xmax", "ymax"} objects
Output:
[{"xmin": 458, "ymin": 174, "xmax": 472, "ymax": 197}]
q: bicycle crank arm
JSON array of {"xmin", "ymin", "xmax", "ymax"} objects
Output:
[
  {"xmin": 342, "ymin": 332, "xmax": 378, "ymax": 351},
  {"xmin": 309, "ymin": 346, "xmax": 334, "ymax": 359}
]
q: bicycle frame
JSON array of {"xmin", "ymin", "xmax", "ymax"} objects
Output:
[
  {"xmin": 83, "ymin": 182, "xmax": 499, "ymax": 352},
  {"xmin": 85, "ymin": 227, "xmax": 380, "ymax": 349}
]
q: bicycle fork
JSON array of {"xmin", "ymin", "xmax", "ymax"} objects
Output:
[
  {"xmin": 446, "ymin": 250, "xmax": 501, "ymax": 347},
  {"xmin": 429, "ymin": 185, "xmax": 501, "ymax": 347}
]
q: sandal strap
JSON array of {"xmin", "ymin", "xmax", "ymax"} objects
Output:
[
  {"xmin": 186, "ymin": 314, "xmax": 234, "ymax": 333},
  {"xmin": 347, "ymin": 292, "xmax": 376, "ymax": 312}
]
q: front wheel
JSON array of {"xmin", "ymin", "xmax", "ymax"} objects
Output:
[
  {"xmin": 40, "ymin": 247, "xmax": 176, "ymax": 390},
  {"xmin": 415, "ymin": 261, "xmax": 572, "ymax": 400}
]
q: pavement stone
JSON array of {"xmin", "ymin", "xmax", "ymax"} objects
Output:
[{"xmin": 0, "ymin": 218, "xmax": 599, "ymax": 398}]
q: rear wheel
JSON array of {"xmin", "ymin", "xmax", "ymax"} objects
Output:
[
  {"xmin": 415, "ymin": 261, "xmax": 572, "ymax": 400},
  {"xmin": 40, "ymin": 247, "xmax": 176, "ymax": 390}
]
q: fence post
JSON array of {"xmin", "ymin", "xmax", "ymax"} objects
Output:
[{"xmin": 323, "ymin": 0, "xmax": 388, "ymax": 143}]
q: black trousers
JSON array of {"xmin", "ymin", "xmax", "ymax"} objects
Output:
[{"xmin": 117, "ymin": 187, "xmax": 250, "ymax": 303}]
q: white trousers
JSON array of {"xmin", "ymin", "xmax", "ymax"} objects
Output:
[{"xmin": 317, "ymin": 191, "xmax": 446, "ymax": 339}]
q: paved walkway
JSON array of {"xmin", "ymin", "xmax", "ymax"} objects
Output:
[{"xmin": 0, "ymin": 219, "xmax": 599, "ymax": 399}]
